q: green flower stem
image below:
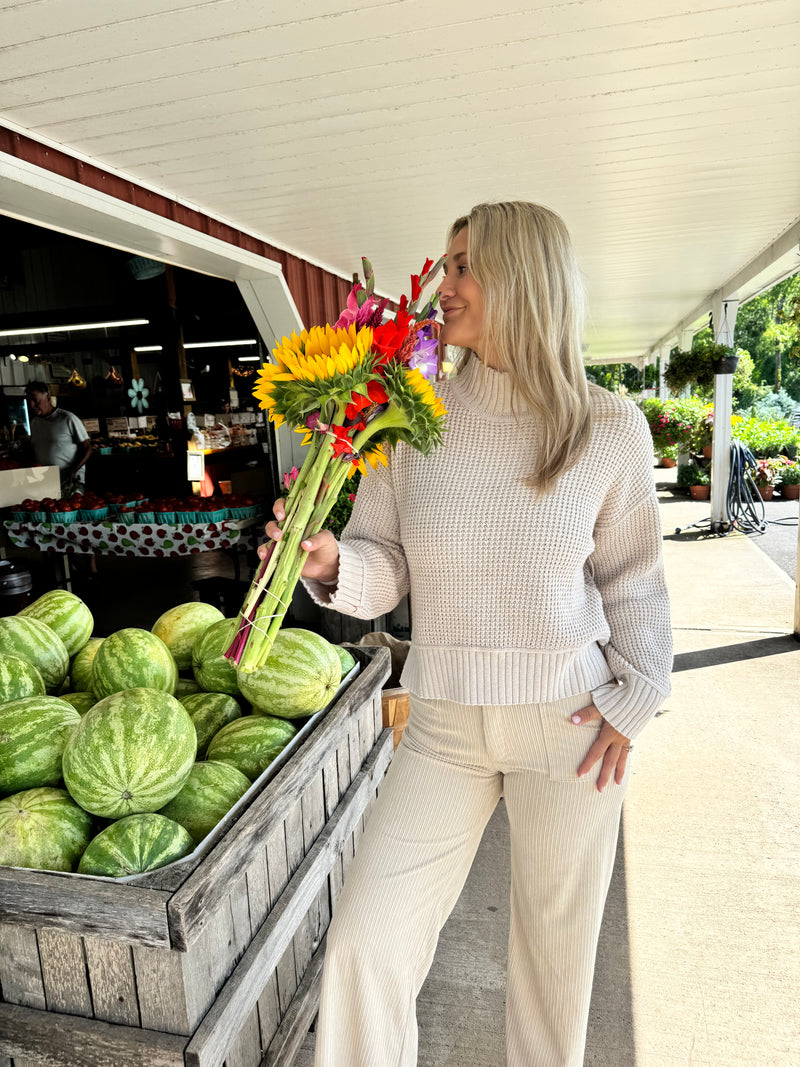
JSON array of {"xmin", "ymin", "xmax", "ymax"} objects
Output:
[
  {"xmin": 352, "ymin": 404, "xmax": 410, "ymax": 450},
  {"xmin": 238, "ymin": 435, "xmax": 335, "ymax": 673}
]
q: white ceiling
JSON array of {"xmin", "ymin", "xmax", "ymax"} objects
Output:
[{"xmin": 1, "ymin": 0, "xmax": 799, "ymax": 363}]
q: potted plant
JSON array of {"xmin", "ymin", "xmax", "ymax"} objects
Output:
[
  {"xmin": 752, "ymin": 457, "xmax": 784, "ymax": 501},
  {"xmin": 778, "ymin": 461, "xmax": 800, "ymax": 500},
  {"xmin": 664, "ymin": 342, "xmax": 738, "ymax": 395},
  {"xmin": 676, "ymin": 461, "xmax": 711, "ymax": 500}
]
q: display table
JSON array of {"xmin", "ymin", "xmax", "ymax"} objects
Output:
[{"xmin": 4, "ymin": 518, "xmax": 254, "ymax": 558}]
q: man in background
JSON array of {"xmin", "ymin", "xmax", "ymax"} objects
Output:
[{"xmin": 25, "ymin": 381, "xmax": 92, "ymax": 496}]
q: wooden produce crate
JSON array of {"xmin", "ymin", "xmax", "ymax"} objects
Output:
[
  {"xmin": 381, "ymin": 687, "xmax": 410, "ymax": 750},
  {"xmin": 0, "ymin": 645, "xmax": 393, "ymax": 1067}
]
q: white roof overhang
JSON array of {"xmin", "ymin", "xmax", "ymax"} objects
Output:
[{"xmin": 0, "ymin": 0, "xmax": 798, "ymax": 368}]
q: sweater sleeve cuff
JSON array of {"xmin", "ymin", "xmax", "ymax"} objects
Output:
[
  {"xmin": 301, "ymin": 542, "xmax": 365, "ymax": 615},
  {"xmin": 590, "ymin": 673, "xmax": 669, "ymax": 741}
]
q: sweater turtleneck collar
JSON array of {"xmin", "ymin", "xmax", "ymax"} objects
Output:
[{"xmin": 447, "ymin": 353, "xmax": 530, "ymax": 421}]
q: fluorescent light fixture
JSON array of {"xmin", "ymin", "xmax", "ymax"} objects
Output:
[
  {"xmin": 134, "ymin": 345, "xmax": 163, "ymax": 353},
  {"xmin": 237, "ymin": 355, "xmax": 261, "ymax": 362},
  {"xmin": 0, "ymin": 318, "xmax": 149, "ymax": 338},
  {"xmin": 184, "ymin": 339, "xmax": 257, "ymax": 349}
]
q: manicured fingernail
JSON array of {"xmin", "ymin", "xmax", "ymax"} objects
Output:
[
  {"xmin": 301, "ymin": 540, "xmax": 311, "ymax": 549},
  {"xmin": 276, "ymin": 511, "xmax": 284, "ymax": 520},
  {"xmin": 571, "ymin": 714, "xmax": 581, "ymax": 724}
]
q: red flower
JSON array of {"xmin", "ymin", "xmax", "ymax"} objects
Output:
[
  {"xmin": 331, "ymin": 425, "xmax": 356, "ymax": 457},
  {"xmin": 345, "ymin": 380, "xmax": 389, "ymax": 425},
  {"xmin": 372, "ymin": 312, "xmax": 412, "ymax": 364},
  {"xmin": 410, "ymin": 275, "xmax": 422, "ymax": 302}
]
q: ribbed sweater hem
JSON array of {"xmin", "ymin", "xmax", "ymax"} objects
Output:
[{"xmin": 400, "ymin": 641, "xmax": 615, "ymax": 707}]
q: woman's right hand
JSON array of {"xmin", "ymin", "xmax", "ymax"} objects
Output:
[{"xmin": 259, "ymin": 498, "xmax": 341, "ymax": 584}]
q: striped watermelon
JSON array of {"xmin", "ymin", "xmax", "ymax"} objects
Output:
[
  {"xmin": 77, "ymin": 813, "xmax": 193, "ymax": 877},
  {"xmin": 0, "ymin": 616, "xmax": 69, "ymax": 693},
  {"xmin": 179, "ymin": 692, "xmax": 242, "ymax": 759},
  {"xmin": 174, "ymin": 677, "xmax": 202, "ymax": 698},
  {"xmin": 60, "ymin": 692, "xmax": 97, "ymax": 716},
  {"xmin": 333, "ymin": 645, "xmax": 356, "ymax": 676},
  {"xmin": 70, "ymin": 638, "xmax": 104, "ymax": 694},
  {"xmin": 19, "ymin": 590, "xmax": 94, "ymax": 658},
  {"xmin": 151, "ymin": 602, "xmax": 225, "ymax": 670},
  {"xmin": 0, "ymin": 787, "xmax": 93, "ymax": 872},
  {"xmin": 91, "ymin": 629, "xmax": 178, "ymax": 699},
  {"xmin": 0, "ymin": 654, "xmax": 46, "ymax": 706},
  {"xmin": 236, "ymin": 629, "xmax": 342, "ymax": 719},
  {"xmin": 62, "ymin": 688, "xmax": 196, "ymax": 818},
  {"xmin": 192, "ymin": 619, "xmax": 240, "ymax": 696},
  {"xmin": 205, "ymin": 715, "xmax": 297, "ymax": 781},
  {"xmin": 0, "ymin": 696, "xmax": 81, "ymax": 795},
  {"xmin": 158, "ymin": 761, "xmax": 250, "ymax": 844}
]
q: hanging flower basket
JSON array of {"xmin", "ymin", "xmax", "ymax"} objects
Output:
[{"xmin": 711, "ymin": 351, "xmax": 739, "ymax": 375}]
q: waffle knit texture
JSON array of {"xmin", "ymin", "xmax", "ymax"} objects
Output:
[{"xmin": 304, "ymin": 354, "xmax": 672, "ymax": 740}]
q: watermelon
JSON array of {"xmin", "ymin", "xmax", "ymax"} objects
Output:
[
  {"xmin": 62, "ymin": 688, "xmax": 196, "ymax": 818},
  {"xmin": 174, "ymin": 677, "xmax": 202, "ymax": 698},
  {"xmin": 192, "ymin": 619, "xmax": 240, "ymax": 696},
  {"xmin": 92, "ymin": 629, "xmax": 178, "ymax": 699},
  {"xmin": 333, "ymin": 645, "xmax": 356, "ymax": 676},
  {"xmin": 0, "ymin": 654, "xmax": 46, "ymax": 706},
  {"xmin": 0, "ymin": 696, "xmax": 82, "ymax": 795},
  {"xmin": 158, "ymin": 761, "xmax": 250, "ymax": 844},
  {"xmin": 60, "ymin": 692, "xmax": 97, "ymax": 716},
  {"xmin": 179, "ymin": 691, "xmax": 242, "ymax": 759},
  {"xmin": 0, "ymin": 616, "xmax": 69, "ymax": 693},
  {"xmin": 0, "ymin": 787, "xmax": 93, "ymax": 872},
  {"xmin": 19, "ymin": 590, "xmax": 94, "ymax": 658},
  {"xmin": 151, "ymin": 602, "xmax": 225, "ymax": 670},
  {"xmin": 77, "ymin": 813, "xmax": 193, "ymax": 877},
  {"xmin": 70, "ymin": 638, "xmax": 104, "ymax": 694},
  {"xmin": 236, "ymin": 629, "xmax": 342, "ymax": 719},
  {"xmin": 205, "ymin": 715, "xmax": 297, "ymax": 781}
]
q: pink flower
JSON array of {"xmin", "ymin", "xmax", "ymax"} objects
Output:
[{"xmin": 348, "ymin": 493, "xmax": 356, "ymax": 503}]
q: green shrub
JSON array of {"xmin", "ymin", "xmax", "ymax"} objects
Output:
[
  {"xmin": 731, "ymin": 416, "xmax": 800, "ymax": 459},
  {"xmin": 676, "ymin": 462, "xmax": 709, "ymax": 488},
  {"xmin": 779, "ymin": 462, "xmax": 800, "ymax": 485},
  {"xmin": 751, "ymin": 389, "xmax": 797, "ymax": 421}
]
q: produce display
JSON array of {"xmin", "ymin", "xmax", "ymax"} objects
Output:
[
  {"xmin": 0, "ymin": 654, "xmax": 46, "ymax": 705},
  {"xmin": 0, "ymin": 616, "xmax": 69, "ymax": 693},
  {"xmin": 236, "ymin": 629, "xmax": 342, "ymax": 719},
  {"xmin": 0, "ymin": 591, "xmax": 353, "ymax": 878},
  {"xmin": 151, "ymin": 602, "xmax": 224, "ymax": 670},
  {"xmin": 91, "ymin": 628, "xmax": 179, "ymax": 698},
  {"xmin": 10, "ymin": 489, "xmax": 261, "ymax": 524}
]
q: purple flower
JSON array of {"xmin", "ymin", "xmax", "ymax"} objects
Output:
[{"xmin": 408, "ymin": 324, "xmax": 439, "ymax": 381}]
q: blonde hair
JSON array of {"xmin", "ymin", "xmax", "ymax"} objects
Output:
[{"xmin": 448, "ymin": 201, "xmax": 592, "ymax": 494}]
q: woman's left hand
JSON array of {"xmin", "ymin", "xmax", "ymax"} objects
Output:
[{"xmin": 571, "ymin": 704, "xmax": 632, "ymax": 793}]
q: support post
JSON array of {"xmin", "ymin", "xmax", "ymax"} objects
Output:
[
  {"xmin": 795, "ymin": 516, "xmax": 800, "ymax": 636},
  {"xmin": 710, "ymin": 298, "xmax": 740, "ymax": 533}
]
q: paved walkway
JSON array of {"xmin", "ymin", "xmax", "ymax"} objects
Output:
[{"xmin": 300, "ymin": 473, "xmax": 800, "ymax": 1065}]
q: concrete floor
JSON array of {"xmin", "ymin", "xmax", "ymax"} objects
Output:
[{"xmin": 298, "ymin": 472, "xmax": 800, "ymax": 1066}]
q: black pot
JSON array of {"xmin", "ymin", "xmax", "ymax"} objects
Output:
[
  {"xmin": 712, "ymin": 355, "xmax": 739, "ymax": 375},
  {"xmin": 0, "ymin": 559, "xmax": 33, "ymax": 616}
]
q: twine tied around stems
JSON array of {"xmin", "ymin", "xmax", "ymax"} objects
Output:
[{"xmin": 237, "ymin": 590, "xmax": 291, "ymax": 639}]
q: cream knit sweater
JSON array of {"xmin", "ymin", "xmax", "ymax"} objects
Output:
[{"xmin": 305, "ymin": 355, "xmax": 672, "ymax": 740}]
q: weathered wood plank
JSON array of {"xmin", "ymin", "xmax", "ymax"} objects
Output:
[
  {"xmin": 255, "ymin": 973, "xmax": 282, "ymax": 1054},
  {"xmin": 228, "ymin": 873, "xmax": 252, "ymax": 968},
  {"xmin": 132, "ymin": 943, "xmax": 193, "ymax": 1037},
  {"xmin": 221, "ymin": 1004, "xmax": 262, "ymax": 1067},
  {"xmin": 83, "ymin": 937, "xmax": 140, "ymax": 1027},
  {"xmin": 0, "ymin": 869, "xmax": 171, "ymax": 947},
  {"xmin": 37, "ymin": 927, "xmax": 93, "ymax": 1018},
  {"xmin": 0, "ymin": 924, "xmax": 45, "ymax": 1010},
  {"xmin": 262, "ymin": 936, "xmax": 326, "ymax": 1067},
  {"xmin": 286, "ymin": 801, "xmax": 314, "ymax": 986},
  {"xmin": 265, "ymin": 822, "xmax": 296, "ymax": 1017},
  {"xmin": 274, "ymin": 941, "xmax": 299, "ymax": 1019},
  {"xmin": 168, "ymin": 648, "xmax": 390, "ymax": 950},
  {"xmin": 320, "ymin": 751, "xmax": 339, "ymax": 822},
  {"xmin": 0, "ymin": 1002, "xmax": 186, "ymax": 1067},
  {"xmin": 184, "ymin": 731, "xmax": 393, "ymax": 1067},
  {"xmin": 244, "ymin": 847, "xmax": 270, "ymax": 931}
]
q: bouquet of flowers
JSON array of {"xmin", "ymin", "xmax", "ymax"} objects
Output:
[{"xmin": 226, "ymin": 256, "xmax": 446, "ymax": 674}]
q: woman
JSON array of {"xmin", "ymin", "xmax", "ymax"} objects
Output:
[{"xmin": 263, "ymin": 201, "xmax": 672, "ymax": 1066}]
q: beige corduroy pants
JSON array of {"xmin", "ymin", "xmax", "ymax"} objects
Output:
[{"xmin": 314, "ymin": 691, "xmax": 629, "ymax": 1067}]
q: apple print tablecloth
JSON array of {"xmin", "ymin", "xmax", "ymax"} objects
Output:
[{"xmin": 4, "ymin": 519, "xmax": 250, "ymax": 558}]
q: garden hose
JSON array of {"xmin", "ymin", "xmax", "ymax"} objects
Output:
[{"xmin": 725, "ymin": 439, "xmax": 767, "ymax": 534}]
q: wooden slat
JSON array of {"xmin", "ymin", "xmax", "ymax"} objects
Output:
[
  {"xmin": 132, "ymin": 944, "xmax": 194, "ymax": 1037},
  {"xmin": 184, "ymin": 731, "xmax": 393, "ymax": 1067},
  {"xmin": 168, "ymin": 648, "xmax": 390, "ymax": 950},
  {"xmin": 285, "ymin": 801, "xmax": 314, "ymax": 986},
  {"xmin": 222, "ymin": 1004, "xmax": 262, "ymax": 1067},
  {"xmin": 244, "ymin": 848, "xmax": 270, "ymax": 931},
  {"xmin": 255, "ymin": 973, "xmax": 282, "ymax": 1056},
  {"xmin": 262, "ymin": 936, "xmax": 326, "ymax": 1067},
  {"xmin": 83, "ymin": 938, "xmax": 140, "ymax": 1027},
  {"xmin": 0, "ymin": 924, "xmax": 45, "ymax": 1010},
  {"xmin": 37, "ymin": 928, "xmax": 93, "ymax": 1018},
  {"xmin": 0, "ymin": 868, "xmax": 172, "ymax": 947},
  {"xmin": 0, "ymin": 1002, "xmax": 186, "ymax": 1067},
  {"xmin": 228, "ymin": 873, "xmax": 252, "ymax": 968}
]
